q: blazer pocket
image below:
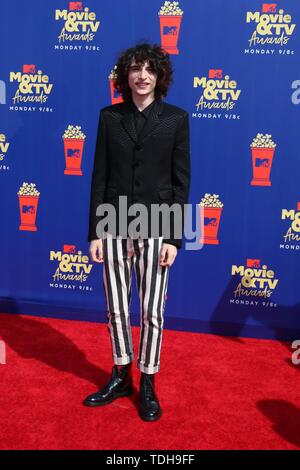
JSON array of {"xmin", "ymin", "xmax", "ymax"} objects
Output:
[{"xmin": 158, "ymin": 188, "xmax": 173, "ymax": 202}]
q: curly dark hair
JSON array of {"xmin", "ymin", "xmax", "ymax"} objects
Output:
[{"xmin": 113, "ymin": 42, "xmax": 174, "ymax": 102}]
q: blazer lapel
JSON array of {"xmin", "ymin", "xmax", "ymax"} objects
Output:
[{"xmin": 120, "ymin": 99, "xmax": 164, "ymax": 144}]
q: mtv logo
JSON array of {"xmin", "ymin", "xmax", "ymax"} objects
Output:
[
  {"xmin": 262, "ymin": 4, "xmax": 277, "ymax": 12},
  {"xmin": 69, "ymin": 1, "xmax": 82, "ymax": 10},
  {"xmin": 64, "ymin": 244, "xmax": 76, "ymax": 253},
  {"xmin": 67, "ymin": 148, "xmax": 80, "ymax": 157},
  {"xmin": 208, "ymin": 69, "xmax": 222, "ymax": 79},
  {"xmin": 297, "ymin": 202, "xmax": 300, "ymax": 211},
  {"xmin": 247, "ymin": 258, "xmax": 260, "ymax": 268},
  {"xmin": 255, "ymin": 157, "xmax": 270, "ymax": 167},
  {"xmin": 23, "ymin": 64, "xmax": 35, "ymax": 74},
  {"xmin": 163, "ymin": 26, "xmax": 177, "ymax": 36},
  {"xmin": 22, "ymin": 205, "xmax": 35, "ymax": 214},
  {"xmin": 204, "ymin": 217, "xmax": 217, "ymax": 226}
]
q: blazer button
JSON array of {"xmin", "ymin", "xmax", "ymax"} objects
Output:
[{"xmin": 135, "ymin": 144, "xmax": 142, "ymax": 151}]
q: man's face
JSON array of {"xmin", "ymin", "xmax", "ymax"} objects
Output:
[{"xmin": 128, "ymin": 59, "xmax": 157, "ymax": 98}]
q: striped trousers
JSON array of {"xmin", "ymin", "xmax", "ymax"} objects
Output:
[{"xmin": 102, "ymin": 234, "xmax": 170, "ymax": 374}]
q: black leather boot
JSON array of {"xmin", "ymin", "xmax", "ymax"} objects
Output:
[
  {"xmin": 83, "ymin": 364, "xmax": 133, "ymax": 407},
  {"xmin": 139, "ymin": 372, "xmax": 162, "ymax": 421}
]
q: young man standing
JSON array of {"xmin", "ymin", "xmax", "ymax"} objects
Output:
[{"xmin": 84, "ymin": 43, "xmax": 190, "ymax": 421}]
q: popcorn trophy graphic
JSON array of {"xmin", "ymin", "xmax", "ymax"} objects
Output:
[
  {"xmin": 250, "ymin": 133, "xmax": 276, "ymax": 186},
  {"xmin": 158, "ymin": 1, "xmax": 183, "ymax": 55},
  {"xmin": 62, "ymin": 125, "xmax": 86, "ymax": 176},
  {"xmin": 199, "ymin": 194, "xmax": 223, "ymax": 245},
  {"xmin": 18, "ymin": 182, "xmax": 40, "ymax": 231},
  {"xmin": 109, "ymin": 65, "xmax": 123, "ymax": 105}
]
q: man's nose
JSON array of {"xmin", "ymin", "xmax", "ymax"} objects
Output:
[{"xmin": 139, "ymin": 68, "xmax": 147, "ymax": 79}]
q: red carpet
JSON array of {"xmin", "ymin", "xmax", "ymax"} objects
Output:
[{"xmin": 0, "ymin": 313, "xmax": 300, "ymax": 450}]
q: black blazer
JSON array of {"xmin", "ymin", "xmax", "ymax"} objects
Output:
[{"xmin": 88, "ymin": 98, "xmax": 190, "ymax": 249}]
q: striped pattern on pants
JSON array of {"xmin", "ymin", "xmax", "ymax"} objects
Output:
[{"xmin": 102, "ymin": 234, "xmax": 170, "ymax": 374}]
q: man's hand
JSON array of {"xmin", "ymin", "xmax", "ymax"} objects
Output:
[
  {"xmin": 89, "ymin": 239, "xmax": 104, "ymax": 263},
  {"xmin": 160, "ymin": 243, "xmax": 177, "ymax": 267}
]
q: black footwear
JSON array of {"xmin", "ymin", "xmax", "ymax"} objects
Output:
[
  {"xmin": 139, "ymin": 372, "xmax": 162, "ymax": 421},
  {"xmin": 83, "ymin": 364, "xmax": 133, "ymax": 407}
]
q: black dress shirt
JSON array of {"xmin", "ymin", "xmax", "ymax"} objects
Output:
[{"xmin": 131, "ymin": 99, "xmax": 157, "ymax": 137}]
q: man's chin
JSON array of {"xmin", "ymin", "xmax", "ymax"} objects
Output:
[{"xmin": 134, "ymin": 89, "xmax": 153, "ymax": 97}]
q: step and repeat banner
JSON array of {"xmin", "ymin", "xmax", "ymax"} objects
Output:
[{"xmin": 1, "ymin": 1, "xmax": 299, "ymax": 339}]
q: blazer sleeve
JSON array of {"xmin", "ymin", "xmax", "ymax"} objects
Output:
[
  {"xmin": 88, "ymin": 109, "xmax": 108, "ymax": 242},
  {"xmin": 163, "ymin": 111, "xmax": 190, "ymax": 249}
]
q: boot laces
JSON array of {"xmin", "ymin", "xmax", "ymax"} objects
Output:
[{"xmin": 143, "ymin": 375, "xmax": 155, "ymax": 400}]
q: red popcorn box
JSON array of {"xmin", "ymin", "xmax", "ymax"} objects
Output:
[
  {"xmin": 159, "ymin": 15, "xmax": 182, "ymax": 55},
  {"xmin": 251, "ymin": 147, "xmax": 275, "ymax": 187},
  {"xmin": 297, "ymin": 202, "xmax": 300, "ymax": 211},
  {"xmin": 63, "ymin": 137, "xmax": 85, "ymax": 176},
  {"xmin": 199, "ymin": 206, "xmax": 223, "ymax": 245},
  {"xmin": 247, "ymin": 259, "xmax": 261, "ymax": 268},
  {"xmin": 208, "ymin": 69, "xmax": 223, "ymax": 79},
  {"xmin": 262, "ymin": 4, "xmax": 277, "ymax": 12},
  {"xmin": 23, "ymin": 64, "xmax": 35, "ymax": 74},
  {"xmin": 109, "ymin": 78, "xmax": 123, "ymax": 105},
  {"xmin": 19, "ymin": 195, "xmax": 39, "ymax": 231}
]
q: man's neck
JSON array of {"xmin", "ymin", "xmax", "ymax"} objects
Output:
[{"xmin": 131, "ymin": 92, "xmax": 156, "ymax": 112}]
